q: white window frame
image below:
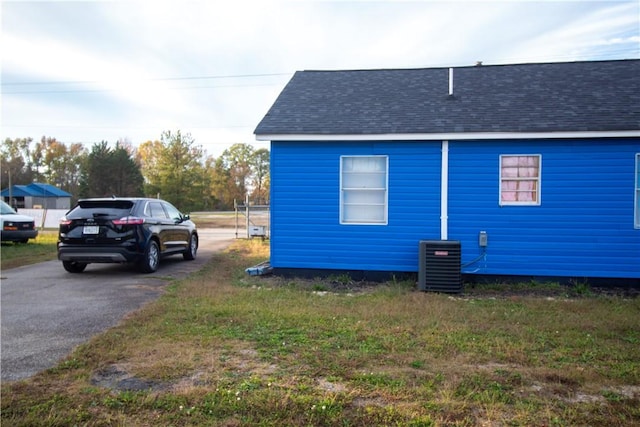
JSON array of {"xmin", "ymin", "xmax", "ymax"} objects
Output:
[
  {"xmin": 635, "ymin": 153, "xmax": 640, "ymax": 229},
  {"xmin": 499, "ymin": 154, "xmax": 542, "ymax": 206},
  {"xmin": 340, "ymin": 155, "xmax": 388, "ymax": 225}
]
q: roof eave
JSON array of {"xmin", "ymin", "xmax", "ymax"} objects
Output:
[{"xmin": 256, "ymin": 130, "xmax": 640, "ymax": 142}]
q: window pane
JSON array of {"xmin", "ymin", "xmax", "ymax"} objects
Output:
[
  {"xmin": 163, "ymin": 203, "xmax": 182, "ymax": 221},
  {"xmin": 501, "ymin": 180, "xmax": 517, "ymax": 191},
  {"xmin": 343, "ymin": 172, "xmax": 386, "ymax": 189},
  {"xmin": 500, "ymin": 155, "xmax": 541, "ymax": 205},
  {"xmin": 516, "ymin": 181, "xmax": 535, "ymax": 201},
  {"xmin": 501, "ymin": 192, "xmax": 516, "ymax": 202},
  {"xmin": 501, "ymin": 156, "xmax": 539, "ymax": 178},
  {"xmin": 502, "ymin": 156, "xmax": 518, "ymax": 167},
  {"xmin": 343, "ymin": 190, "xmax": 386, "ymax": 205},
  {"xmin": 343, "ymin": 157, "xmax": 385, "ymax": 172},
  {"xmin": 521, "ymin": 156, "xmax": 538, "ymax": 168},
  {"xmin": 502, "ymin": 167, "xmax": 519, "ymax": 178},
  {"xmin": 343, "ymin": 205, "xmax": 385, "ymax": 223},
  {"xmin": 149, "ymin": 202, "xmax": 168, "ymax": 219},
  {"xmin": 341, "ymin": 156, "xmax": 388, "ymax": 224}
]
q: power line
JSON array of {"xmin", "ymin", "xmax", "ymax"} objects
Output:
[
  {"xmin": 2, "ymin": 82, "xmax": 285, "ymax": 95},
  {"xmin": 1, "ymin": 72, "xmax": 292, "ymax": 87}
]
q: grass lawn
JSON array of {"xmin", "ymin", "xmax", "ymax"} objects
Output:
[
  {"xmin": 1, "ymin": 239, "xmax": 639, "ymax": 426},
  {"xmin": 0, "ymin": 231, "xmax": 58, "ymax": 270}
]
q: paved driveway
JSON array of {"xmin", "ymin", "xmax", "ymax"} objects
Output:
[{"xmin": 1, "ymin": 228, "xmax": 236, "ymax": 382}]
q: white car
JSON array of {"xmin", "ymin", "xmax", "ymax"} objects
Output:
[{"xmin": 0, "ymin": 200, "xmax": 38, "ymax": 243}]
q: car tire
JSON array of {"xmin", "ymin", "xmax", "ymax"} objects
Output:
[
  {"xmin": 139, "ymin": 240, "xmax": 160, "ymax": 273},
  {"xmin": 62, "ymin": 261, "xmax": 88, "ymax": 273},
  {"xmin": 183, "ymin": 233, "xmax": 198, "ymax": 260}
]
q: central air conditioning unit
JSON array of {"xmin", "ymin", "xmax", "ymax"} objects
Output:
[{"xmin": 418, "ymin": 240, "xmax": 462, "ymax": 293}]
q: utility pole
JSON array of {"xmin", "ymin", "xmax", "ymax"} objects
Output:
[{"xmin": 8, "ymin": 169, "xmax": 12, "ymax": 207}]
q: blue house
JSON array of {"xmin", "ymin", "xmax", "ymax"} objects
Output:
[
  {"xmin": 255, "ymin": 59, "xmax": 640, "ymax": 284},
  {"xmin": 1, "ymin": 182, "xmax": 72, "ymax": 210}
]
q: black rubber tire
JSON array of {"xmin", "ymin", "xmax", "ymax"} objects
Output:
[
  {"xmin": 62, "ymin": 261, "xmax": 88, "ymax": 273},
  {"xmin": 183, "ymin": 233, "xmax": 198, "ymax": 260},
  {"xmin": 139, "ymin": 240, "xmax": 160, "ymax": 273}
]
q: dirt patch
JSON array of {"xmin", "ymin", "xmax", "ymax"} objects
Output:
[
  {"xmin": 253, "ymin": 274, "xmax": 639, "ymax": 299},
  {"xmin": 464, "ymin": 285, "xmax": 640, "ymax": 299},
  {"xmin": 317, "ymin": 377, "xmax": 347, "ymax": 393},
  {"xmin": 91, "ymin": 364, "xmax": 168, "ymax": 393},
  {"xmin": 92, "ymin": 342, "xmax": 278, "ymax": 394},
  {"xmin": 351, "ymin": 397, "xmax": 388, "ymax": 408},
  {"xmin": 254, "ymin": 275, "xmax": 386, "ymax": 295}
]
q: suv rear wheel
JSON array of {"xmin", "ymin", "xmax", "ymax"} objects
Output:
[
  {"xmin": 62, "ymin": 261, "xmax": 88, "ymax": 273},
  {"xmin": 139, "ymin": 240, "xmax": 160, "ymax": 273}
]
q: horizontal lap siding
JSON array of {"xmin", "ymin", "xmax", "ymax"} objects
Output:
[
  {"xmin": 448, "ymin": 139, "xmax": 640, "ymax": 279},
  {"xmin": 270, "ymin": 141, "xmax": 441, "ymax": 271}
]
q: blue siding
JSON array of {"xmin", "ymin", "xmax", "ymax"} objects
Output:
[
  {"xmin": 449, "ymin": 139, "xmax": 640, "ymax": 279},
  {"xmin": 271, "ymin": 138, "xmax": 640, "ymax": 279},
  {"xmin": 270, "ymin": 141, "xmax": 442, "ymax": 271}
]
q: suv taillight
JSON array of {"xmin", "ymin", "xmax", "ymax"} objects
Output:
[
  {"xmin": 59, "ymin": 217, "xmax": 72, "ymax": 226},
  {"xmin": 112, "ymin": 216, "xmax": 145, "ymax": 225}
]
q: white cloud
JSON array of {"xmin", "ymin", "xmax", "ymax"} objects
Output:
[{"xmin": 510, "ymin": 2, "xmax": 639, "ymax": 61}]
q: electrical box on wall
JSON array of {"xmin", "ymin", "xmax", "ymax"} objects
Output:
[{"xmin": 479, "ymin": 231, "xmax": 488, "ymax": 247}]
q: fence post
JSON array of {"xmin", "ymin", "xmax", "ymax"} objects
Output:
[
  {"xmin": 234, "ymin": 199, "xmax": 239, "ymax": 239},
  {"xmin": 245, "ymin": 194, "xmax": 250, "ymax": 239}
]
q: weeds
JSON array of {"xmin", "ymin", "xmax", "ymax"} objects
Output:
[
  {"xmin": 569, "ymin": 278, "xmax": 593, "ymax": 296},
  {"xmin": 2, "ymin": 239, "xmax": 639, "ymax": 426}
]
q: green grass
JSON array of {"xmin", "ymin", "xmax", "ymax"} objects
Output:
[
  {"xmin": 0, "ymin": 230, "xmax": 58, "ymax": 270},
  {"xmin": 2, "ymin": 239, "xmax": 639, "ymax": 426}
]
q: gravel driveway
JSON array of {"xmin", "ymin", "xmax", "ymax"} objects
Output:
[{"xmin": 1, "ymin": 228, "xmax": 236, "ymax": 382}]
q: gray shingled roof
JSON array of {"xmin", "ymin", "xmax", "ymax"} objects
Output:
[{"xmin": 254, "ymin": 59, "xmax": 640, "ymax": 136}]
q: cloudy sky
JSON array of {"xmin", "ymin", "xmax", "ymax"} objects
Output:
[{"xmin": 2, "ymin": 0, "xmax": 639, "ymax": 157}]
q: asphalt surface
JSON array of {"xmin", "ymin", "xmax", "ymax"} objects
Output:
[{"xmin": 0, "ymin": 228, "xmax": 237, "ymax": 382}]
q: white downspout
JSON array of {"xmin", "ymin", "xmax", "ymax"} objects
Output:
[
  {"xmin": 441, "ymin": 140, "xmax": 449, "ymax": 240},
  {"xmin": 441, "ymin": 68, "xmax": 452, "ymax": 240}
]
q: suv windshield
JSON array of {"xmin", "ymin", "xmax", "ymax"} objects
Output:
[{"xmin": 1, "ymin": 201, "xmax": 17, "ymax": 215}]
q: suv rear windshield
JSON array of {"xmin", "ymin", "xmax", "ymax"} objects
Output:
[{"xmin": 67, "ymin": 200, "xmax": 135, "ymax": 219}]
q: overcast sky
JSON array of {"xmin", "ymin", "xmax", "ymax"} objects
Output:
[{"xmin": 2, "ymin": 0, "xmax": 639, "ymax": 157}]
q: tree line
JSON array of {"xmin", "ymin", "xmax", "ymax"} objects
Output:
[{"xmin": 0, "ymin": 130, "xmax": 269, "ymax": 212}]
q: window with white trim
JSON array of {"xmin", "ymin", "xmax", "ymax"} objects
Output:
[
  {"xmin": 500, "ymin": 155, "xmax": 541, "ymax": 205},
  {"xmin": 635, "ymin": 154, "xmax": 640, "ymax": 228},
  {"xmin": 340, "ymin": 156, "xmax": 388, "ymax": 224}
]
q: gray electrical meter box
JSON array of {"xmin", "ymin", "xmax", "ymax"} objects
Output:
[{"xmin": 479, "ymin": 231, "xmax": 488, "ymax": 247}]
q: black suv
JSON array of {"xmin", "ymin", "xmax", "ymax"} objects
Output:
[{"xmin": 57, "ymin": 197, "xmax": 198, "ymax": 273}]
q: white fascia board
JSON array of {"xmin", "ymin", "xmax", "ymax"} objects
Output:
[{"xmin": 256, "ymin": 130, "xmax": 640, "ymax": 141}]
